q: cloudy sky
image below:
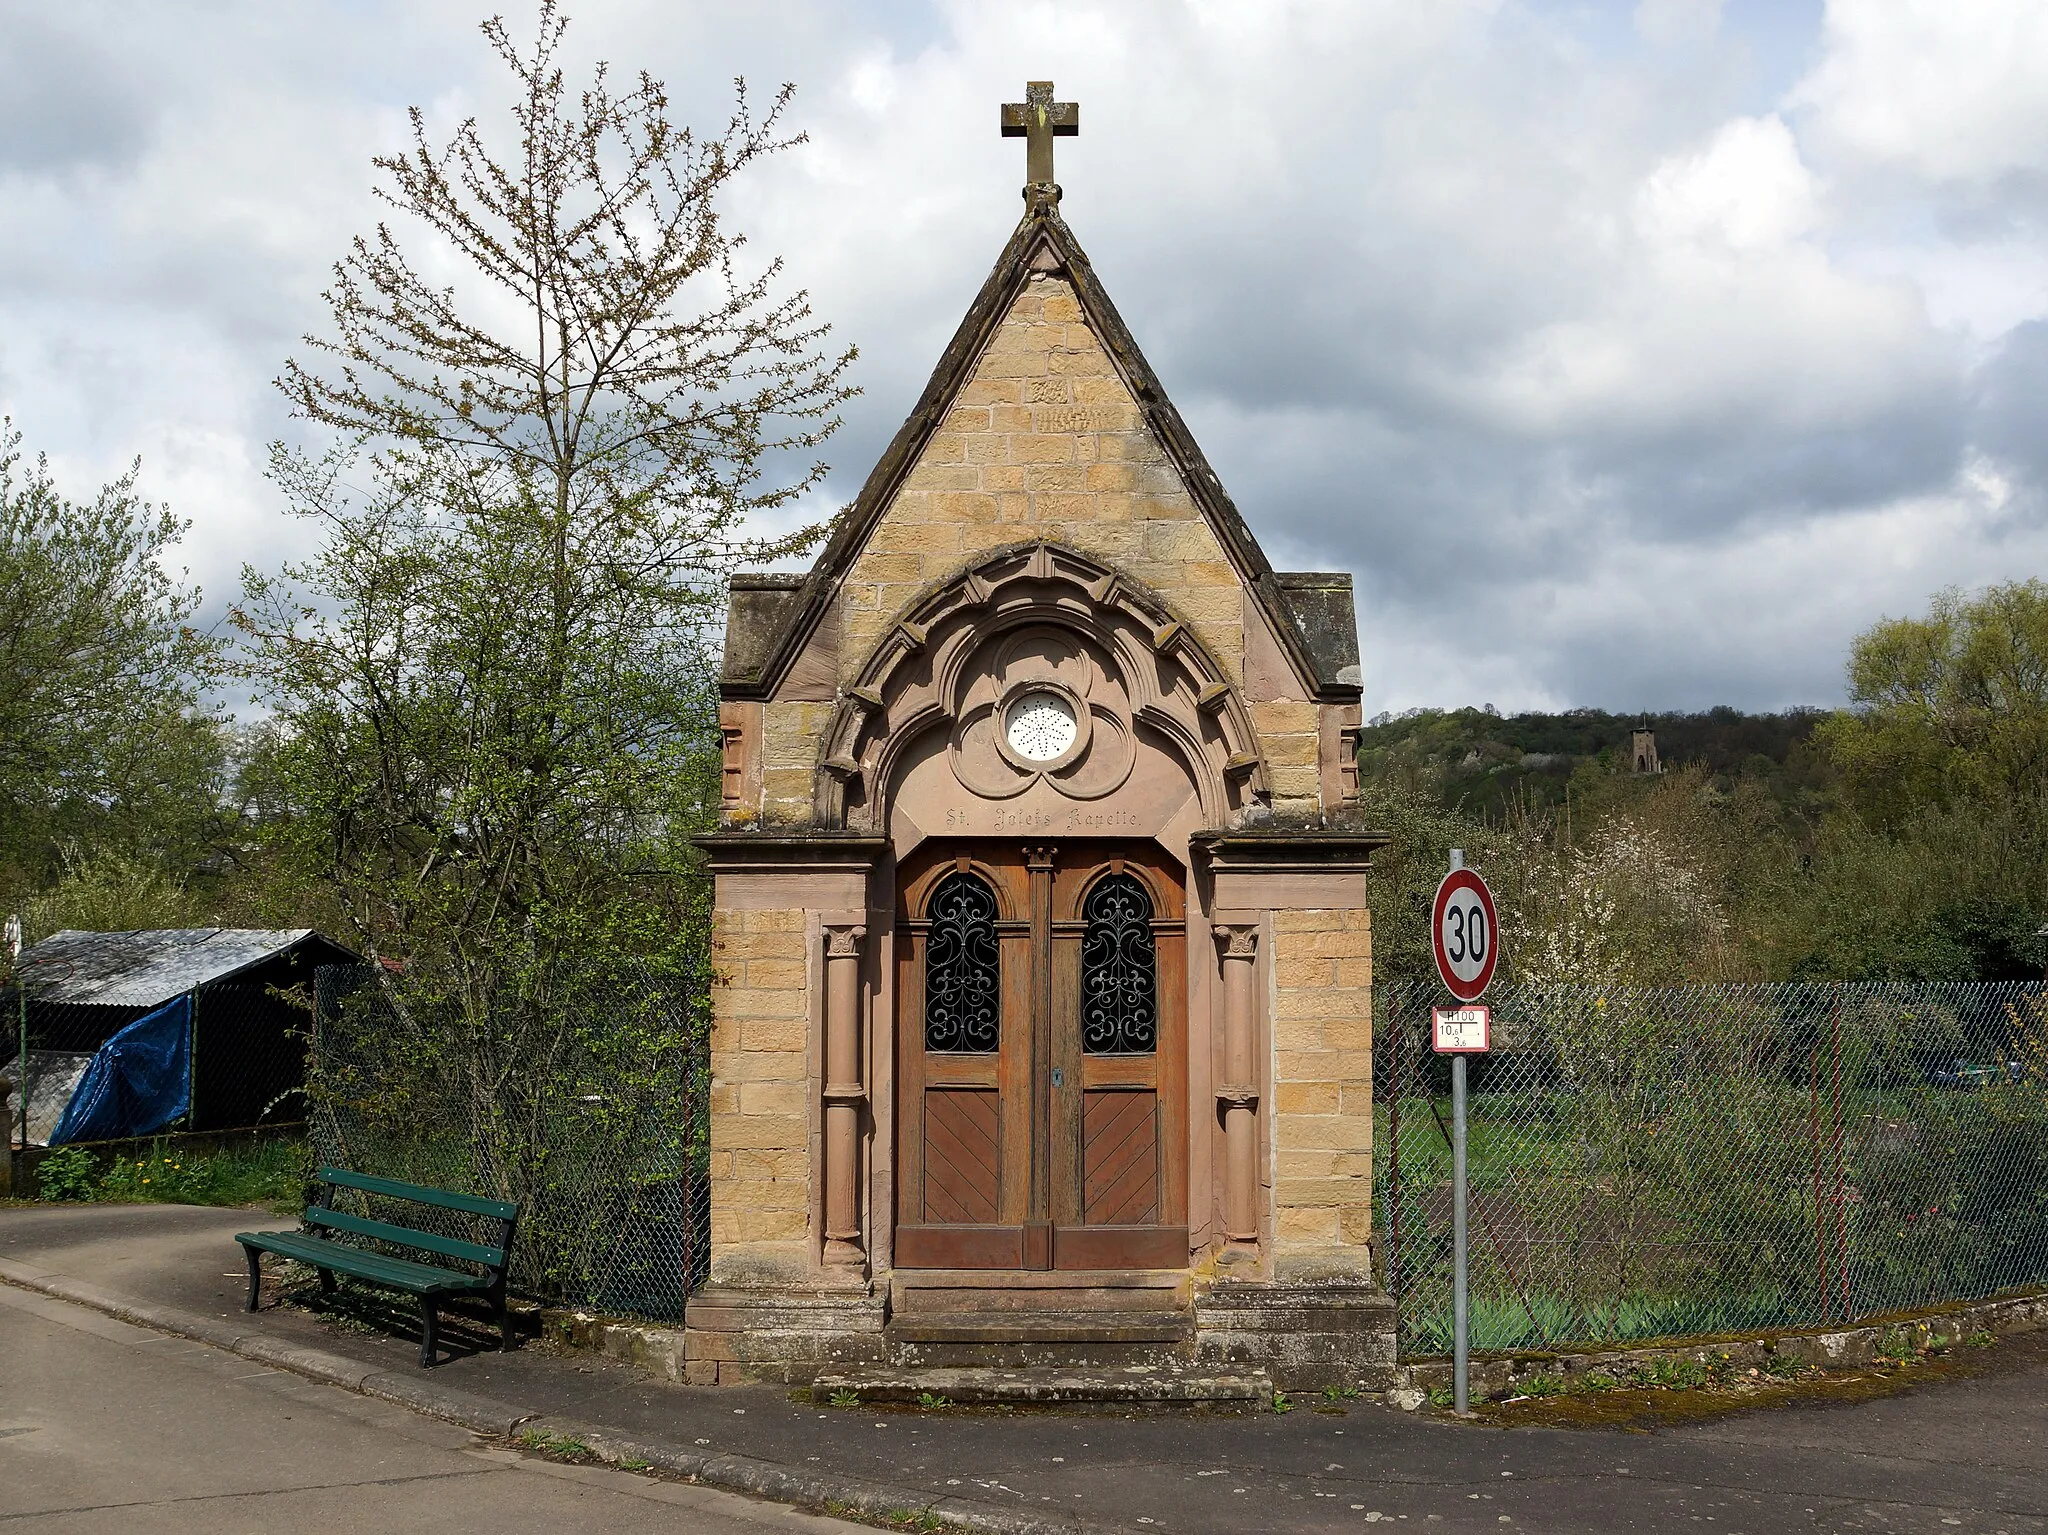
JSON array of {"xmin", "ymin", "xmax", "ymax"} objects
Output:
[{"xmin": 3, "ymin": 0, "xmax": 2045, "ymax": 715}]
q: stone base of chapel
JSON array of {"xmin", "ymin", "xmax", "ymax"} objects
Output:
[
  {"xmin": 682, "ymin": 1274, "xmax": 1396, "ymax": 1393},
  {"xmin": 681, "ymin": 1284, "xmax": 888, "ymax": 1387},
  {"xmin": 1192, "ymin": 1280, "xmax": 1398, "ymax": 1394}
]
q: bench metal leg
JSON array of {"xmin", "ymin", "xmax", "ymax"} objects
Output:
[
  {"xmin": 419, "ymin": 1299, "xmax": 439, "ymax": 1368},
  {"xmin": 492, "ymin": 1281, "xmax": 512, "ymax": 1352},
  {"xmin": 318, "ymin": 1267, "xmax": 336, "ymax": 1296},
  {"xmin": 243, "ymin": 1246, "xmax": 263, "ymax": 1312}
]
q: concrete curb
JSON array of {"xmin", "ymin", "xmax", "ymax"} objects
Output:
[{"xmin": 0, "ymin": 1259, "xmax": 1103, "ymax": 1535}]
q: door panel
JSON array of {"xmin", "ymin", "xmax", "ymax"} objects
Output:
[
  {"xmin": 896, "ymin": 841, "xmax": 1187, "ymax": 1272},
  {"xmin": 1082, "ymin": 1089, "xmax": 1160, "ymax": 1225},
  {"xmin": 922, "ymin": 1088, "xmax": 1000, "ymax": 1224}
]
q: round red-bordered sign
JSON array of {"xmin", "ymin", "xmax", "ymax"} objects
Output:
[{"xmin": 1432, "ymin": 867, "xmax": 1499, "ymax": 1002}]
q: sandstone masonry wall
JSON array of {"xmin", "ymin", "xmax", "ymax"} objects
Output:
[
  {"xmin": 706, "ymin": 906, "xmax": 812, "ymax": 1271},
  {"xmin": 757, "ymin": 273, "xmax": 1322, "ymax": 824},
  {"xmin": 1269, "ymin": 906, "xmax": 1375, "ymax": 1262}
]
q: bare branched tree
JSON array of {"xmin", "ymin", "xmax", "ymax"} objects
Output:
[
  {"xmin": 277, "ymin": 0, "xmax": 852, "ymax": 568},
  {"xmin": 240, "ymin": 6, "xmax": 852, "ymax": 1198}
]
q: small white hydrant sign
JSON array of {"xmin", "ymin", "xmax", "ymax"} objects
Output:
[{"xmin": 1431, "ymin": 1004, "xmax": 1492, "ymax": 1054}]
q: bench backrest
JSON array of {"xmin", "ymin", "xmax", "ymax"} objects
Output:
[{"xmin": 306, "ymin": 1166, "xmax": 519, "ymax": 1276}]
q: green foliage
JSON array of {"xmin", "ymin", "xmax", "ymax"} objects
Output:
[
  {"xmin": 23, "ymin": 844, "xmax": 197, "ymax": 938},
  {"xmin": 34, "ymin": 1145, "xmax": 97, "ymax": 1202},
  {"xmin": 827, "ymin": 1388, "xmax": 861, "ymax": 1408},
  {"xmin": 1353, "ymin": 777, "xmax": 1518, "ymax": 990},
  {"xmin": 36, "ymin": 1137, "xmax": 309, "ymax": 1208},
  {"xmin": 1356, "ymin": 583, "xmax": 2048, "ymax": 985},
  {"xmin": 1357, "ymin": 704, "xmax": 1827, "ymax": 823},
  {"xmin": 1821, "ymin": 580, "xmax": 2048, "ymax": 827},
  {"xmin": 0, "ymin": 419, "xmax": 226, "ymax": 899}
]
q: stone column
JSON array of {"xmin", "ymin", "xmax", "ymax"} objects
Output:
[
  {"xmin": 822, "ymin": 923, "xmax": 867, "ymax": 1267},
  {"xmin": 1216, "ymin": 923, "xmax": 1261, "ymax": 1247}
]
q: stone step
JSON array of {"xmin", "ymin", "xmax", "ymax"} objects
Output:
[
  {"xmin": 885, "ymin": 1308, "xmax": 1191, "ymax": 1344},
  {"xmin": 812, "ymin": 1364, "xmax": 1273, "ymax": 1407},
  {"xmin": 890, "ymin": 1269, "xmax": 1187, "ymax": 1316}
]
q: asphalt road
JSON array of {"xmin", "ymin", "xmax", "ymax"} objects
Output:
[{"xmin": 0, "ymin": 1279, "xmax": 865, "ymax": 1535}]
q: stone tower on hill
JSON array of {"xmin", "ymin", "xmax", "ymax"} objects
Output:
[{"xmin": 687, "ymin": 83, "xmax": 1393, "ymax": 1396}]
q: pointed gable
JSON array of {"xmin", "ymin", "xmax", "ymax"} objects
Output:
[{"xmin": 725, "ymin": 211, "xmax": 1362, "ymax": 825}]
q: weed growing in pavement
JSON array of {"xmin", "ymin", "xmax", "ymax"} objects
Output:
[
  {"xmin": 828, "ymin": 1389, "xmax": 861, "ymax": 1408},
  {"xmin": 1271, "ymin": 1391, "xmax": 1293, "ymax": 1413},
  {"xmin": 1637, "ymin": 1356, "xmax": 1709, "ymax": 1390},
  {"xmin": 913, "ymin": 1392, "xmax": 951, "ymax": 1410},
  {"xmin": 517, "ymin": 1429, "xmax": 593, "ymax": 1461}
]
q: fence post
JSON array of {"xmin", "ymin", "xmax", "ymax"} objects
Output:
[
  {"xmin": 1810, "ymin": 1039, "xmax": 1826, "ymax": 1323},
  {"xmin": 1385, "ymin": 992, "xmax": 1403, "ymax": 1311},
  {"xmin": 1831, "ymin": 988, "xmax": 1848, "ymax": 1323},
  {"xmin": 186, "ymin": 987, "xmax": 200, "ymax": 1132},
  {"xmin": 15, "ymin": 975, "xmax": 25, "ymax": 1152}
]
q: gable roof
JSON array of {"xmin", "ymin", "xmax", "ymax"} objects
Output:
[
  {"xmin": 15, "ymin": 928, "xmax": 359, "ymax": 1008},
  {"xmin": 723, "ymin": 207, "xmax": 1360, "ymax": 703}
]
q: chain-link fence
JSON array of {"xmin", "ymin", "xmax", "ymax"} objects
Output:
[
  {"xmin": 1374, "ymin": 981, "xmax": 2048, "ymax": 1357},
  {"xmin": 309, "ymin": 964, "xmax": 709, "ymax": 1322}
]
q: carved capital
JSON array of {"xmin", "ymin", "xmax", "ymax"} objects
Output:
[
  {"xmin": 1215, "ymin": 924, "xmax": 1259, "ymax": 961},
  {"xmin": 824, "ymin": 924, "xmax": 867, "ymax": 959}
]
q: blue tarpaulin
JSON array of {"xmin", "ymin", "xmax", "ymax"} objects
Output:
[{"xmin": 50, "ymin": 996, "xmax": 191, "ymax": 1145}]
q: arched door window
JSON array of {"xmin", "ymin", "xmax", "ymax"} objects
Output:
[
  {"xmin": 924, "ymin": 871, "xmax": 1000, "ymax": 1053},
  {"xmin": 1081, "ymin": 872, "xmax": 1157, "ymax": 1054}
]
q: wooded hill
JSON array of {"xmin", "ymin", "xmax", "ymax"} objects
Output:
[{"xmin": 1358, "ymin": 705, "xmax": 1830, "ymax": 820}]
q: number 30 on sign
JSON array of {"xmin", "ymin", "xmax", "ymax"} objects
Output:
[{"xmin": 1431, "ymin": 866, "xmax": 1499, "ymax": 1003}]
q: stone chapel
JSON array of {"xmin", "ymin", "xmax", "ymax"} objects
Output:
[{"xmin": 685, "ymin": 85, "xmax": 1393, "ymax": 1395}]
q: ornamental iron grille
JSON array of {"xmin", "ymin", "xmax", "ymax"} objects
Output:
[
  {"xmin": 924, "ymin": 872, "xmax": 1001, "ymax": 1053},
  {"xmin": 1081, "ymin": 872, "xmax": 1157, "ymax": 1055}
]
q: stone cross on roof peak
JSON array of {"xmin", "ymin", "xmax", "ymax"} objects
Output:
[{"xmin": 1000, "ymin": 81, "xmax": 1078, "ymax": 213}]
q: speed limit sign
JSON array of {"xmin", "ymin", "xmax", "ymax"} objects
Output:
[{"xmin": 1432, "ymin": 865, "xmax": 1499, "ymax": 1002}]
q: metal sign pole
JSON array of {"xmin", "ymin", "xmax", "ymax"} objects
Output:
[{"xmin": 1448, "ymin": 849, "xmax": 1470, "ymax": 1416}]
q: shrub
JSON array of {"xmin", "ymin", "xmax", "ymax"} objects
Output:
[{"xmin": 35, "ymin": 1145, "xmax": 98, "ymax": 1202}]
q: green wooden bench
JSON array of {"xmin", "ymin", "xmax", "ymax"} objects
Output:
[{"xmin": 236, "ymin": 1167, "xmax": 520, "ymax": 1367}]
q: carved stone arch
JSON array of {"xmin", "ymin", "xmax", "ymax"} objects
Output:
[
  {"xmin": 899, "ymin": 851, "xmax": 1030, "ymax": 923},
  {"xmin": 1058, "ymin": 849, "xmax": 1187, "ymax": 924},
  {"xmin": 812, "ymin": 540, "xmax": 1267, "ymax": 832}
]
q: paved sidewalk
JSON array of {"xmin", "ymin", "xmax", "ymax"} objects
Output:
[{"xmin": 5, "ymin": 1203, "xmax": 2047, "ymax": 1534}]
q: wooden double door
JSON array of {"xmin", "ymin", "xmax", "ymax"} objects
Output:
[{"xmin": 894, "ymin": 841, "xmax": 1189, "ymax": 1270}]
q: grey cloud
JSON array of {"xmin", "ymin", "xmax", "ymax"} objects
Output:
[
  {"xmin": 1974, "ymin": 320, "xmax": 2048, "ymax": 488},
  {"xmin": 0, "ymin": 9, "xmax": 152, "ymax": 175},
  {"xmin": 4, "ymin": 0, "xmax": 2046, "ymax": 718}
]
